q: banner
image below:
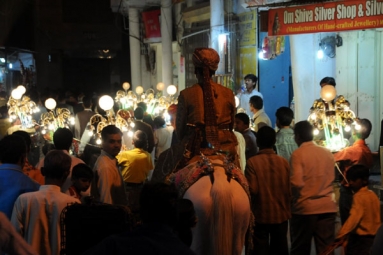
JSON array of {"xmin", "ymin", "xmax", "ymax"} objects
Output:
[
  {"xmin": 268, "ymin": 0, "xmax": 383, "ymax": 35},
  {"xmin": 238, "ymin": 10, "xmax": 257, "ymax": 46},
  {"xmin": 142, "ymin": 9, "xmax": 161, "ymax": 39}
]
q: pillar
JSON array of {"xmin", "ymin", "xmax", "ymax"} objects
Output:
[
  {"xmin": 210, "ymin": 0, "xmax": 225, "ymax": 74},
  {"xmin": 128, "ymin": 7, "xmax": 141, "ymax": 89},
  {"xmin": 161, "ymin": 0, "xmax": 173, "ymax": 92}
]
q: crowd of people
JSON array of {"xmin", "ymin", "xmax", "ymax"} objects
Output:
[{"xmin": 0, "ymin": 47, "xmax": 382, "ymax": 255}]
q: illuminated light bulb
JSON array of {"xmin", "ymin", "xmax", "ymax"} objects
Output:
[
  {"xmin": 167, "ymin": 85, "xmax": 177, "ymax": 96},
  {"xmin": 49, "ymin": 124, "xmax": 55, "ymax": 130},
  {"xmin": 122, "ymin": 126, "xmax": 128, "ymax": 132},
  {"xmin": 122, "ymin": 82, "xmax": 130, "ymax": 91},
  {"xmin": 135, "ymin": 86, "xmax": 144, "ymax": 95},
  {"xmin": 128, "ymin": 130, "xmax": 133, "ymax": 137},
  {"xmin": 320, "ymin": 85, "xmax": 337, "ymax": 102},
  {"xmin": 41, "ymin": 129, "xmax": 46, "ymax": 135},
  {"xmin": 355, "ymin": 124, "xmax": 361, "ymax": 130},
  {"xmin": 313, "ymin": 128, "xmax": 320, "ymax": 136},
  {"xmin": 156, "ymin": 82, "xmax": 165, "ymax": 91},
  {"xmin": 8, "ymin": 117, "xmax": 12, "ymax": 122},
  {"xmin": 16, "ymin": 85, "xmax": 26, "ymax": 95},
  {"xmin": 344, "ymin": 106, "xmax": 349, "ymax": 111},
  {"xmin": 99, "ymin": 95, "xmax": 114, "ymax": 111},
  {"xmin": 96, "ymin": 138, "xmax": 102, "ymax": 145},
  {"xmin": 311, "ymin": 113, "xmax": 317, "ymax": 120},
  {"xmin": 235, "ymin": 96, "xmax": 240, "ymax": 108},
  {"xmin": 11, "ymin": 89, "xmax": 23, "ymax": 100},
  {"xmin": 88, "ymin": 130, "xmax": 93, "ymax": 136},
  {"xmin": 70, "ymin": 117, "xmax": 75, "ymax": 125},
  {"xmin": 45, "ymin": 98, "xmax": 57, "ymax": 110},
  {"xmin": 120, "ymin": 98, "xmax": 126, "ymax": 104},
  {"xmin": 317, "ymin": 49, "xmax": 324, "ymax": 59},
  {"xmin": 130, "ymin": 122, "xmax": 135, "ymax": 128},
  {"xmin": 344, "ymin": 125, "xmax": 351, "ymax": 132}
]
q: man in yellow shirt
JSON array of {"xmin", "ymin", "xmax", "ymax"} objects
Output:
[{"xmin": 116, "ymin": 130, "xmax": 153, "ymax": 212}]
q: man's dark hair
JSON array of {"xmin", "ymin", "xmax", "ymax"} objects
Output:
[
  {"xmin": 101, "ymin": 125, "xmax": 122, "ymax": 141},
  {"xmin": 12, "ymin": 130, "xmax": 32, "ymax": 153},
  {"xmin": 137, "ymin": 102, "xmax": 147, "ymax": 112},
  {"xmin": 244, "ymin": 74, "xmax": 258, "ymax": 87},
  {"xmin": 53, "ymin": 128, "xmax": 73, "ymax": 150},
  {"xmin": 276, "ymin": 107, "xmax": 294, "ymax": 126},
  {"xmin": 249, "ymin": 95, "xmax": 263, "ymax": 110},
  {"xmin": 357, "ymin": 118, "xmax": 372, "ymax": 139},
  {"xmin": 294, "ymin": 121, "xmax": 313, "ymax": 142},
  {"xmin": 235, "ymin": 113, "xmax": 250, "ymax": 126},
  {"xmin": 194, "ymin": 67, "xmax": 215, "ymax": 77},
  {"xmin": 153, "ymin": 116, "xmax": 166, "ymax": 128},
  {"xmin": 347, "ymin": 164, "xmax": 369, "ymax": 183},
  {"xmin": 320, "ymin": 77, "xmax": 336, "ymax": 87},
  {"xmin": 257, "ymin": 126, "xmax": 276, "ymax": 148},
  {"xmin": 0, "ymin": 135, "xmax": 26, "ymax": 164},
  {"xmin": 134, "ymin": 106, "xmax": 144, "ymax": 120},
  {"xmin": 42, "ymin": 150, "xmax": 71, "ymax": 179},
  {"xmin": 133, "ymin": 130, "xmax": 148, "ymax": 149},
  {"xmin": 72, "ymin": 163, "xmax": 94, "ymax": 180},
  {"xmin": 82, "ymin": 95, "xmax": 92, "ymax": 108},
  {"xmin": 140, "ymin": 183, "xmax": 178, "ymax": 228}
]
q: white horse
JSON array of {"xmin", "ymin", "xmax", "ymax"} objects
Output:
[{"xmin": 172, "ymin": 158, "xmax": 251, "ymax": 255}]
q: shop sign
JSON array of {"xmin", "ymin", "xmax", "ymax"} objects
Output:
[
  {"xmin": 142, "ymin": 9, "xmax": 161, "ymax": 39},
  {"xmin": 238, "ymin": 10, "xmax": 257, "ymax": 46},
  {"xmin": 268, "ymin": 0, "xmax": 383, "ymax": 35}
]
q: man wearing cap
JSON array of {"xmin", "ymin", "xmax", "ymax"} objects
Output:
[{"xmin": 176, "ymin": 48, "xmax": 238, "ymax": 167}]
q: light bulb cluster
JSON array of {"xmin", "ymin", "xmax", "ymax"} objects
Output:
[
  {"xmin": 39, "ymin": 98, "xmax": 75, "ymax": 137},
  {"xmin": 87, "ymin": 82, "xmax": 178, "ymax": 149},
  {"xmin": 308, "ymin": 87, "xmax": 356, "ymax": 152},
  {"xmin": 114, "ymin": 82, "xmax": 178, "ymax": 116},
  {"xmin": 7, "ymin": 85, "xmax": 39, "ymax": 129}
]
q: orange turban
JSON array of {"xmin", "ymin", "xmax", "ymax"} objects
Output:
[
  {"xmin": 167, "ymin": 104, "xmax": 177, "ymax": 115},
  {"xmin": 192, "ymin": 48, "xmax": 220, "ymax": 71}
]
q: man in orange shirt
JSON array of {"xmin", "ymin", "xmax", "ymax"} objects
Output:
[{"xmin": 334, "ymin": 118, "xmax": 373, "ymax": 224}]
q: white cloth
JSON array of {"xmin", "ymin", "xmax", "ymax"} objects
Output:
[
  {"xmin": 0, "ymin": 212, "xmax": 37, "ymax": 255},
  {"xmin": 252, "ymin": 109, "xmax": 272, "ymax": 132},
  {"xmin": 10, "ymin": 185, "xmax": 80, "ymax": 255},
  {"xmin": 238, "ymin": 89, "xmax": 263, "ymax": 117},
  {"xmin": 154, "ymin": 126, "xmax": 173, "ymax": 159},
  {"xmin": 91, "ymin": 150, "xmax": 127, "ymax": 205},
  {"xmin": 234, "ymin": 131, "xmax": 246, "ymax": 173},
  {"xmin": 290, "ymin": 141, "xmax": 337, "ymax": 215},
  {"xmin": 74, "ymin": 109, "xmax": 94, "ymax": 139},
  {"xmin": 36, "ymin": 150, "xmax": 85, "ymax": 193}
]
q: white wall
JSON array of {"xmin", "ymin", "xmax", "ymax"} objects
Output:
[
  {"xmin": 336, "ymin": 30, "xmax": 383, "ymax": 151},
  {"xmin": 290, "ymin": 33, "xmax": 336, "ymax": 122}
]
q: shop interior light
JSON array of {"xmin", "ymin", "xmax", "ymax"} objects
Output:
[
  {"xmin": 0, "ymin": 58, "xmax": 5, "ymax": 63},
  {"xmin": 317, "ymin": 49, "xmax": 324, "ymax": 59}
]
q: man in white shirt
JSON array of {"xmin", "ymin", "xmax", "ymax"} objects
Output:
[
  {"xmin": 249, "ymin": 95, "xmax": 271, "ymax": 132},
  {"xmin": 238, "ymin": 74, "xmax": 263, "ymax": 117},
  {"xmin": 11, "ymin": 150, "xmax": 80, "ymax": 255},
  {"xmin": 91, "ymin": 125, "xmax": 127, "ymax": 205}
]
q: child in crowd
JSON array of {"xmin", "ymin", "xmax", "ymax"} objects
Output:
[
  {"xmin": 66, "ymin": 163, "xmax": 93, "ymax": 201},
  {"xmin": 335, "ymin": 164, "xmax": 381, "ymax": 255}
]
